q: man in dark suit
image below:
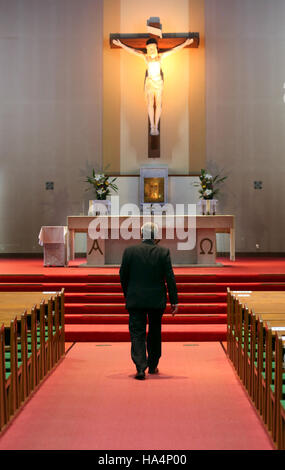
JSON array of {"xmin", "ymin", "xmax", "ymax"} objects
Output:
[{"xmin": 119, "ymin": 222, "xmax": 178, "ymax": 380}]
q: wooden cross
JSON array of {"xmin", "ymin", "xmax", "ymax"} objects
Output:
[{"xmin": 110, "ymin": 18, "xmax": 199, "ymax": 159}]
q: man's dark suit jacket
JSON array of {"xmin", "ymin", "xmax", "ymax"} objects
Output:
[{"xmin": 119, "ymin": 239, "xmax": 178, "ymax": 311}]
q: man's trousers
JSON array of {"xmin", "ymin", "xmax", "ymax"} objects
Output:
[{"xmin": 128, "ymin": 309, "xmax": 164, "ymax": 372}]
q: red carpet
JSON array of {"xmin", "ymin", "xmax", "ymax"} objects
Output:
[
  {"xmin": 0, "ymin": 342, "xmax": 274, "ymax": 450},
  {"xmin": 1, "ymin": 256, "xmax": 285, "ymax": 342},
  {"xmin": 1, "ymin": 256, "xmax": 285, "ymax": 274}
]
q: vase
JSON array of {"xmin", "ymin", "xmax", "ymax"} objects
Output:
[
  {"xmin": 88, "ymin": 199, "xmax": 111, "ymax": 216},
  {"xmin": 198, "ymin": 199, "xmax": 218, "ymax": 215}
]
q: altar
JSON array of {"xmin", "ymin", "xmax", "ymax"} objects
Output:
[{"xmin": 67, "ymin": 215, "xmax": 235, "ymax": 266}]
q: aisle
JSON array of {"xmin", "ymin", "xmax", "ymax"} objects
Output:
[{"xmin": 0, "ymin": 342, "xmax": 274, "ymax": 450}]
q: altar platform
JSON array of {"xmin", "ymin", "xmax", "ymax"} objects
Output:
[{"xmin": 1, "ymin": 255, "xmax": 285, "ymax": 275}]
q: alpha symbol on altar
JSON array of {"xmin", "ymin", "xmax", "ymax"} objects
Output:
[
  {"xmin": 110, "ymin": 17, "xmax": 199, "ymax": 158},
  {"xmin": 88, "ymin": 239, "xmax": 103, "ymax": 256}
]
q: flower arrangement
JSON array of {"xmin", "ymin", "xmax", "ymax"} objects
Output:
[
  {"xmin": 85, "ymin": 169, "xmax": 118, "ymax": 200},
  {"xmin": 194, "ymin": 169, "xmax": 227, "ymax": 200}
]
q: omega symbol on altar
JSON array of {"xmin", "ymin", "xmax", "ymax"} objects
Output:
[{"xmin": 199, "ymin": 238, "xmax": 214, "ymax": 255}]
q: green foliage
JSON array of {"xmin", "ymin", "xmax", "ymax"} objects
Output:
[
  {"xmin": 85, "ymin": 168, "xmax": 118, "ymax": 200},
  {"xmin": 193, "ymin": 168, "xmax": 227, "ymax": 200}
]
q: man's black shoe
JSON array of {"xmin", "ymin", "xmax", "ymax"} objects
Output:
[
  {"xmin": 135, "ymin": 370, "xmax": 145, "ymax": 380},
  {"xmin": 148, "ymin": 367, "xmax": 159, "ymax": 374}
]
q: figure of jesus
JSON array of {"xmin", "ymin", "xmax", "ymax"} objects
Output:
[{"xmin": 113, "ymin": 37, "xmax": 193, "ymax": 136}]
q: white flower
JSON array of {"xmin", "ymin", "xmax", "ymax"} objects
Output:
[
  {"xmin": 95, "ymin": 174, "xmax": 104, "ymax": 182},
  {"xmin": 204, "ymin": 189, "xmax": 213, "ymax": 196},
  {"xmin": 205, "ymin": 173, "xmax": 213, "ymax": 180}
]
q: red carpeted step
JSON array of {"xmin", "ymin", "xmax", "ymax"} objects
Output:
[
  {"xmin": 64, "ymin": 292, "xmax": 227, "ymax": 303},
  {"xmin": 64, "ymin": 314, "xmax": 227, "ymax": 325},
  {"xmin": 0, "ymin": 283, "xmax": 45, "ymax": 292},
  {"xmin": 86, "ymin": 283, "xmax": 230, "ymax": 293},
  {"xmin": 0, "ymin": 275, "xmax": 45, "ymax": 284},
  {"xmin": 175, "ymin": 282, "xmax": 285, "ymax": 292},
  {"xmin": 86, "ymin": 273, "xmax": 285, "ymax": 283},
  {"xmin": 2, "ymin": 272, "xmax": 285, "ymax": 284},
  {"xmin": 64, "ymin": 283, "xmax": 243, "ymax": 294},
  {"xmin": 64, "ymin": 323, "xmax": 227, "ymax": 342},
  {"xmin": 1, "ymin": 281, "xmax": 285, "ymax": 293},
  {"xmin": 0, "ymin": 282, "xmax": 96, "ymax": 293},
  {"xmin": 65, "ymin": 293, "xmax": 125, "ymax": 303},
  {"xmin": 85, "ymin": 283, "xmax": 123, "ymax": 293},
  {"xmin": 64, "ymin": 303, "xmax": 227, "ymax": 315}
]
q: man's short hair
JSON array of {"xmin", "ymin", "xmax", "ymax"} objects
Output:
[
  {"xmin": 146, "ymin": 38, "xmax": 158, "ymax": 47},
  {"xmin": 141, "ymin": 222, "xmax": 159, "ymax": 240}
]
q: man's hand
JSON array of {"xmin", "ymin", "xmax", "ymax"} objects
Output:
[
  {"xmin": 113, "ymin": 39, "xmax": 122, "ymax": 47},
  {"xmin": 184, "ymin": 38, "xmax": 194, "ymax": 46},
  {"xmin": 171, "ymin": 304, "xmax": 178, "ymax": 317}
]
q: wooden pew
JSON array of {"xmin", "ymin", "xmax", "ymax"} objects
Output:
[
  {"xmin": 0, "ymin": 291, "xmax": 57, "ymax": 327},
  {"xmin": 235, "ymin": 300, "xmax": 243, "ymax": 377},
  {"xmin": 4, "ymin": 317, "xmax": 20, "ymax": 420},
  {"xmin": 29, "ymin": 290, "xmax": 65, "ymax": 381},
  {"xmin": 0, "ymin": 290, "xmax": 65, "ymax": 432},
  {"xmin": 227, "ymin": 290, "xmax": 263, "ymax": 372},
  {"xmin": 253, "ymin": 316, "xmax": 285, "ymax": 416},
  {"xmin": 0, "ymin": 324, "xmax": 7, "ymax": 431},
  {"xmin": 16, "ymin": 312, "xmax": 29, "ymax": 403},
  {"xmin": 228, "ymin": 292, "xmax": 266, "ymax": 397},
  {"xmin": 35, "ymin": 299, "xmax": 51, "ymax": 382},
  {"xmin": 59, "ymin": 289, "xmax": 65, "ymax": 357},
  {"xmin": 279, "ymin": 336, "xmax": 285, "ymax": 450},
  {"xmin": 265, "ymin": 322, "xmax": 285, "ymax": 442},
  {"xmin": 38, "ymin": 302, "xmax": 46, "ymax": 382},
  {"xmin": 242, "ymin": 313, "xmax": 285, "ymax": 418},
  {"xmin": 227, "ymin": 291, "xmax": 285, "ymax": 404},
  {"xmin": 274, "ymin": 333, "xmax": 285, "ymax": 449},
  {"xmin": 234, "ymin": 291, "xmax": 285, "ymax": 302},
  {"xmin": 240, "ymin": 311, "xmax": 285, "ymax": 445},
  {"xmin": 1, "ymin": 313, "xmax": 31, "ymax": 430},
  {"xmin": 229, "ymin": 292, "xmax": 285, "ymax": 371},
  {"xmin": 226, "ymin": 290, "xmax": 285, "ymax": 446},
  {"xmin": 252, "ymin": 313, "xmax": 264, "ymax": 410},
  {"xmin": 226, "ymin": 288, "xmax": 233, "ymax": 360},
  {"xmin": 246, "ymin": 308, "xmax": 257, "ymax": 399},
  {"xmin": 227, "ymin": 291, "xmax": 259, "ymax": 393},
  {"xmin": 229, "ymin": 293, "xmax": 244, "ymax": 373},
  {"xmin": 243, "ymin": 309, "xmax": 266, "ymax": 406},
  {"xmin": 243, "ymin": 306, "xmax": 254, "ymax": 394},
  {"xmin": 36, "ymin": 292, "xmax": 64, "ymax": 376},
  {"xmin": 281, "ymin": 405, "xmax": 285, "ymax": 450},
  {"xmin": 52, "ymin": 288, "xmax": 65, "ymax": 365}
]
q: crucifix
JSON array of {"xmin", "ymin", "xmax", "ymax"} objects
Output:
[{"xmin": 110, "ymin": 17, "xmax": 199, "ymax": 158}]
